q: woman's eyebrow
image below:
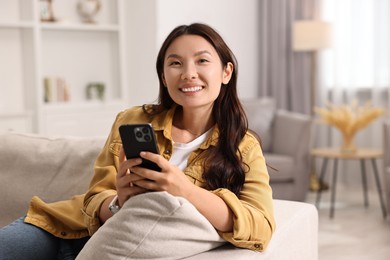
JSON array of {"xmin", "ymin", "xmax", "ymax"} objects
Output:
[
  {"xmin": 166, "ymin": 53, "xmax": 181, "ymax": 59},
  {"xmin": 166, "ymin": 50, "xmax": 212, "ymax": 60},
  {"xmin": 194, "ymin": 50, "xmax": 212, "ymax": 56}
]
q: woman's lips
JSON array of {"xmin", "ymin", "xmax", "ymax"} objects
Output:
[{"xmin": 180, "ymin": 86, "xmax": 204, "ymax": 93}]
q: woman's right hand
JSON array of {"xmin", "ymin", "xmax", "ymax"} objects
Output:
[{"xmin": 116, "ymin": 146, "xmax": 148, "ymax": 207}]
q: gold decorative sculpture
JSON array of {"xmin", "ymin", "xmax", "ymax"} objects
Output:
[{"xmin": 315, "ymin": 100, "xmax": 385, "ymax": 153}]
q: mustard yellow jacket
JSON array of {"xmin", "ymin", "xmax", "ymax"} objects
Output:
[{"xmin": 25, "ymin": 105, "xmax": 275, "ymax": 251}]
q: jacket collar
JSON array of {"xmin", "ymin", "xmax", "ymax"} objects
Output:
[{"xmin": 150, "ymin": 104, "xmax": 219, "ymax": 149}]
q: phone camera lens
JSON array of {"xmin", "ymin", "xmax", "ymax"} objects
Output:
[
  {"xmin": 144, "ymin": 135, "xmax": 151, "ymax": 141},
  {"xmin": 142, "ymin": 127, "xmax": 149, "ymax": 134},
  {"xmin": 135, "ymin": 131, "xmax": 143, "ymax": 138}
]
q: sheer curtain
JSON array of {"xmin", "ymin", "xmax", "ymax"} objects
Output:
[
  {"xmin": 258, "ymin": 0, "xmax": 318, "ymax": 114},
  {"xmin": 317, "ymin": 0, "xmax": 390, "ymax": 186}
]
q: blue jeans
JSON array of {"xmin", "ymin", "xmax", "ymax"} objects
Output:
[{"xmin": 0, "ymin": 217, "xmax": 89, "ymax": 260}]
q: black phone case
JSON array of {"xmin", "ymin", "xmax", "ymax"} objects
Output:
[{"xmin": 119, "ymin": 124, "xmax": 161, "ymax": 171}]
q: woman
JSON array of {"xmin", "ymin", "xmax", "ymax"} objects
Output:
[{"xmin": 0, "ymin": 23, "xmax": 274, "ymax": 259}]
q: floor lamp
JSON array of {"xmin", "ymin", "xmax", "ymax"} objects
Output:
[{"xmin": 292, "ymin": 20, "xmax": 333, "ymax": 191}]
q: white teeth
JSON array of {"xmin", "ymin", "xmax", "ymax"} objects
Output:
[{"xmin": 181, "ymin": 86, "xmax": 203, "ymax": 92}]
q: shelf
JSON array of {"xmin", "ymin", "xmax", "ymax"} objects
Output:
[
  {"xmin": 0, "ymin": 0, "xmax": 126, "ymax": 136},
  {"xmin": 0, "ymin": 111, "xmax": 33, "ymax": 118},
  {"xmin": 42, "ymin": 100, "xmax": 126, "ymax": 113},
  {"xmin": 40, "ymin": 22, "xmax": 119, "ymax": 32},
  {"xmin": 0, "ymin": 21, "xmax": 34, "ymax": 29}
]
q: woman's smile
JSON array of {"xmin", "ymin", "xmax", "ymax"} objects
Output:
[{"xmin": 180, "ymin": 85, "xmax": 204, "ymax": 93}]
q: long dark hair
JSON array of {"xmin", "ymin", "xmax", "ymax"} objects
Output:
[{"xmin": 152, "ymin": 23, "xmax": 248, "ymax": 195}]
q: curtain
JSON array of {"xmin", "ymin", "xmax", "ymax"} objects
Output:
[
  {"xmin": 258, "ymin": 0, "xmax": 319, "ymax": 114},
  {"xmin": 317, "ymin": 0, "xmax": 390, "ymax": 187}
]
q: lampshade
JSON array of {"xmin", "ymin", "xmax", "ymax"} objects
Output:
[{"xmin": 293, "ymin": 20, "xmax": 333, "ymax": 51}]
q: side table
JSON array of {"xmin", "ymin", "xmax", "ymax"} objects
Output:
[{"xmin": 311, "ymin": 148, "xmax": 387, "ymax": 219}]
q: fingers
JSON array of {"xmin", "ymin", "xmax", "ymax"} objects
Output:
[
  {"xmin": 117, "ymin": 185, "xmax": 147, "ymax": 207},
  {"xmin": 124, "ymin": 152, "xmax": 167, "ymax": 181},
  {"xmin": 117, "ymin": 171, "xmax": 148, "ymax": 188},
  {"xmin": 117, "ymin": 147, "xmax": 158, "ymax": 206},
  {"xmin": 116, "ymin": 151, "xmax": 169, "ymax": 205},
  {"xmin": 118, "ymin": 158, "xmax": 142, "ymax": 178},
  {"xmin": 119, "ymin": 146, "xmax": 139, "ymax": 175},
  {"xmin": 132, "ymin": 152, "xmax": 173, "ymax": 191},
  {"xmin": 140, "ymin": 151, "xmax": 166, "ymax": 170}
]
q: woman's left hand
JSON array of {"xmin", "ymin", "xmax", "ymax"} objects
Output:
[{"xmin": 129, "ymin": 151, "xmax": 194, "ymax": 199}]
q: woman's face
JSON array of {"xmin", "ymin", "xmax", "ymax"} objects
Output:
[{"xmin": 162, "ymin": 35, "xmax": 233, "ymax": 111}]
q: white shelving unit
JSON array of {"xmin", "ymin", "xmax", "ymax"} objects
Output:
[{"xmin": 0, "ymin": 0, "xmax": 127, "ymax": 137}]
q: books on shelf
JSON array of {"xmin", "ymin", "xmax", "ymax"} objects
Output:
[{"xmin": 44, "ymin": 77, "xmax": 70, "ymax": 103}]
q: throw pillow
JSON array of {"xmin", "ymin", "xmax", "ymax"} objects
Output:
[{"xmin": 76, "ymin": 191, "xmax": 225, "ymax": 260}]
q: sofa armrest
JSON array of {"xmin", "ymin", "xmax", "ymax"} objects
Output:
[{"xmin": 185, "ymin": 200, "xmax": 318, "ymax": 259}]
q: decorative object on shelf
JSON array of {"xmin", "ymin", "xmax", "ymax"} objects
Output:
[
  {"xmin": 86, "ymin": 83, "xmax": 105, "ymax": 101},
  {"xmin": 77, "ymin": 0, "xmax": 101, "ymax": 23},
  {"xmin": 44, "ymin": 77, "xmax": 70, "ymax": 103},
  {"xmin": 40, "ymin": 0, "xmax": 56, "ymax": 22},
  {"xmin": 315, "ymin": 100, "xmax": 385, "ymax": 153}
]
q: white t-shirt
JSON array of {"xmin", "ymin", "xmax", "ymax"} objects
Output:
[{"xmin": 169, "ymin": 129, "xmax": 212, "ymax": 171}]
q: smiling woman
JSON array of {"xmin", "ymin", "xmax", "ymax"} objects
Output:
[
  {"xmin": 0, "ymin": 23, "xmax": 275, "ymax": 259},
  {"xmin": 162, "ymin": 34, "xmax": 233, "ymax": 121}
]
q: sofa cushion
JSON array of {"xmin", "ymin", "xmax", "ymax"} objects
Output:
[
  {"xmin": 263, "ymin": 153, "xmax": 295, "ymax": 182},
  {"xmin": 271, "ymin": 110, "xmax": 310, "ymax": 155},
  {"xmin": 0, "ymin": 133, "xmax": 105, "ymax": 227},
  {"xmin": 241, "ymin": 98, "xmax": 276, "ymax": 152}
]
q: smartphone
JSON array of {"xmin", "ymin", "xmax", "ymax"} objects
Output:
[{"xmin": 119, "ymin": 123, "xmax": 161, "ymax": 171}]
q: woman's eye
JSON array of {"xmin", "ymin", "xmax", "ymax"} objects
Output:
[
  {"xmin": 199, "ymin": 59, "xmax": 209, "ymax": 63},
  {"xmin": 169, "ymin": 61, "xmax": 181, "ymax": 66}
]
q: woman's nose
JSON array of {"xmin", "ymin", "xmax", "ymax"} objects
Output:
[{"xmin": 181, "ymin": 64, "xmax": 198, "ymax": 80}]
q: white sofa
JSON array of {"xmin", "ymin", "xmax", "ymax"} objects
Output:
[{"xmin": 0, "ymin": 133, "xmax": 318, "ymax": 259}]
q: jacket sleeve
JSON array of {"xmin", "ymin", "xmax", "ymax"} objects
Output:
[
  {"xmin": 81, "ymin": 112, "xmax": 124, "ymax": 235},
  {"xmin": 211, "ymin": 138, "xmax": 275, "ymax": 251}
]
